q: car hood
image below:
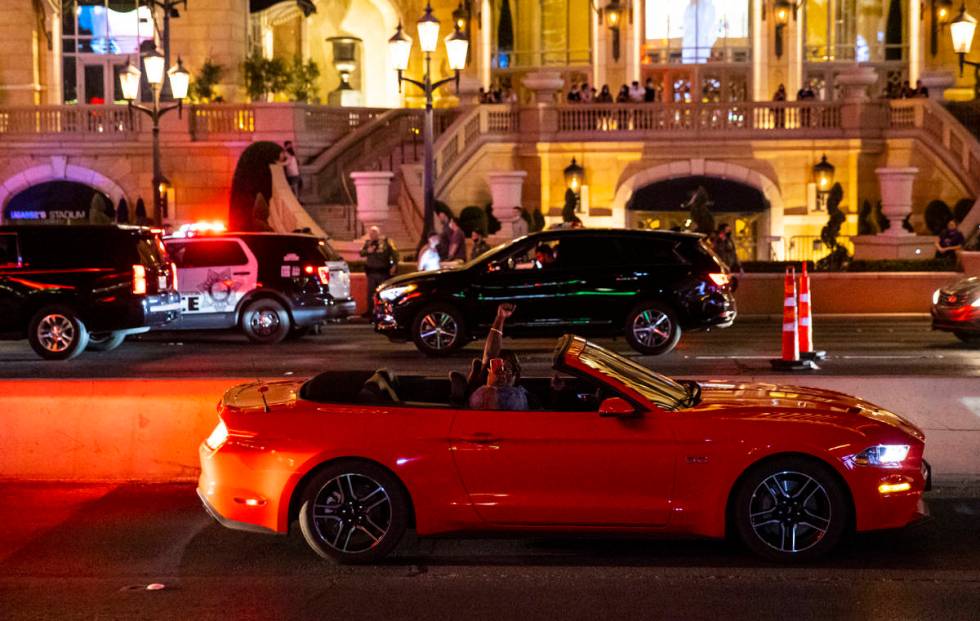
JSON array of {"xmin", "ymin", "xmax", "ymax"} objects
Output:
[
  {"xmin": 380, "ymin": 266, "xmax": 469, "ymax": 289},
  {"xmin": 692, "ymin": 381, "xmax": 924, "ymax": 441}
]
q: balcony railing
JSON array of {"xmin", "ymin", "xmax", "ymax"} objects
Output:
[
  {"xmin": 556, "ymin": 101, "xmax": 842, "ymax": 135},
  {"xmin": 0, "ymin": 105, "xmax": 139, "ymax": 138},
  {"xmin": 188, "ymin": 104, "xmax": 255, "ymax": 140}
]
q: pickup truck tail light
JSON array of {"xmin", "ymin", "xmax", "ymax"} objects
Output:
[{"xmin": 132, "ymin": 264, "xmax": 147, "ymax": 294}]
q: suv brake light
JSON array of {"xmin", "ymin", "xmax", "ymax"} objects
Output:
[
  {"xmin": 317, "ymin": 266, "xmax": 330, "ymax": 285},
  {"xmin": 708, "ymin": 272, "xmax": 730, "ymax": 287},
  {"xmin": 170, "ymin": 262, "xmax": 178, "ymax": 290},
  {"xmin": 132, "ymin": 265, "xmax": 147, "ymax": 294}
]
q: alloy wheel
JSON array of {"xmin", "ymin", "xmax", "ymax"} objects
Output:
[
  {"xmin": 37, "ymin": 314, "xmax": 75, "ymax": 353},
  {"xmin": 311, "ymin": 473, "xmax": 392, "ymax": 554},
  {"xmin": 418, "ymin": 311, "xmax": 459, "ymax": 351},
  {"xmin": 631, "ymin": 309, "xmax": 672, "ymax": 348},
  {"xmin": 748, "ymin": 470, "xmax": 832, "ymax": 554}
]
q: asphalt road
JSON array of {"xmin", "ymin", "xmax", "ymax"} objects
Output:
[
  {"xmin": 1, "ymin": 316, "xmax": 978, "ymax": 378},
  {"xmin": 0, "ymin": 482, "xmax": 978, "ymax": 621}
]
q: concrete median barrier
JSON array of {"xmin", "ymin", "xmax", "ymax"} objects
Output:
[{"xmin": 0, "ymin": 376, "xmax": 977, "ymax": 482}]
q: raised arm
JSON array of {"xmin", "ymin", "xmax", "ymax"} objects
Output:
[{"xmin": 482, "ymin": 303, "xmax": 515, "ymax": 365}]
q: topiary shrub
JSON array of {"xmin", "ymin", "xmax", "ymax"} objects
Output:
[
  {"xmin": 953, "ymin": 198, "xmax": 974, "ymax": 224},
  {"xmin": 459, "ymin": 205, "xmax": 487, "ymax": 235},
  {"xmin": 816, "ymin": 183, "xmax": 849, "ymax": 271},
  {"xmin": 925, "ymin": 200, "xmax": 953, "ymax": 234},
  {"xmin": 484, "ymin": 203, "xmax": 501, "ymax": 234},
  {"xmin": 530, "ymin": 207, "xmax": 546, "ymax": 232}
]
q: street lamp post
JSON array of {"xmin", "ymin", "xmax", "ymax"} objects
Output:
[
  {"xmin": 388, "ymin": 2, "xmax": 469, "ymax": 247},
  {"xmin": 812, "ymin": 154, "xmax": 835, "ymax": 212},
  {"xmin": 119, "ymin": 50, "xmax": 189, "ymax": 226}
]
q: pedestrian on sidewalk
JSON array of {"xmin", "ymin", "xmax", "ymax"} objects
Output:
[
  {"xmin": 360, "ymin": 225, "xmax": 399, "ymax": 317},
  {"xmin": 447, "ymin": 217, "xmax": 467, "ymax": 262},
  {"xmin": 418, "ymin": 233, "xmax": 442, "ymax": 271}
]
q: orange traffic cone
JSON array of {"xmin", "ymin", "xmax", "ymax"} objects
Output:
[
  {"xmin": 771, "ymin": 267, "xmax": 818, "ymax": 371},
  {"xmin": 798, "ymin": 263, "xmax": 826, "ymax": 361}
]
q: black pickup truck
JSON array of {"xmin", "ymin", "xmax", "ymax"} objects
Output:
[{"xmin": 0, "ymin": 225, "xmax": 180, "ymax": 359}]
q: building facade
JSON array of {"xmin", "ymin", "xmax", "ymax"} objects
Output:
[{"xmin": 0, "ymin": 0, "xmax": 978, "ymax": 260}]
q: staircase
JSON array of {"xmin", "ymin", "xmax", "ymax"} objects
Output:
[{"xmin": 298, "ymin": 108, "xmax": 457, "ymax": 247}]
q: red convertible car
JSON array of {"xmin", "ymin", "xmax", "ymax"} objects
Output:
[{"xmin": 198, "ymin": 335, "xmax": 930, "ymax": 564}]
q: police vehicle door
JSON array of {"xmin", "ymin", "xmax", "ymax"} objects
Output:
[{"xmin": 165, "ymin": 239, "xmax": 257, "ymax": 328}]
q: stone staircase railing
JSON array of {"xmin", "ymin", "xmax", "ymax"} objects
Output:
[
  {"xmin": 434, "ymin": 104, "xmax": 521, "ymax": 194},
  {"xmin": 887, "ymin": 99, "xmax": 980, "ymax": 196}
]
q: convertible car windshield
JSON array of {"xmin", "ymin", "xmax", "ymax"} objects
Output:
[{"xmin": 570, "ymin": 339, "xmax": 695, "ymax": 410}]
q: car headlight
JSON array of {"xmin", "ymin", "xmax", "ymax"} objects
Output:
[
  {"xmin": 852, "ymin": 444, "xmax": 910, "ymax": 466},
  {"xmin": 932, "ymin": 289, "xmax": 940, "ymax": 305},
  {"xmin": 379, "ymin": 284, "xmax": 416, "ymax": 302}
]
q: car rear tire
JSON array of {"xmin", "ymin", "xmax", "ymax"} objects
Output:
[
  {"xmin": 625, "ymin": 301, "xmax": 682, "ymax": 355},
  {"xmin": 733, "ymin": 456, "xmax": 849, "ymax": 563},
  {"xmin": 87, "ymin": 331, "xmax": 127, "ymax": 352},
  {"xmin": 28, "ymin": 305, "xmax": 90, "ymax": 361},
  {"xmin": 240, "ymin": 299, "xmax": 291, "ymax": 344},
  {"xmin": 953, "ymin": 330, "xmax": 980, "ymax": 344},
  {"xmin": 411, "ymin": 303, "xmax": 466, "ymax": 356},
  {"xmin": 298, "ymin": 460, "xmax": 409, "ymax": 564}
]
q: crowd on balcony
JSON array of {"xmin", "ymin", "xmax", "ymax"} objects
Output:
[
  {"xmin": 566, "ymin": 79, "xmax": 665, "ymax": 104},
  {"xmin": 883, "ymin": 80, "xmax": 930, "ymax": 100}
]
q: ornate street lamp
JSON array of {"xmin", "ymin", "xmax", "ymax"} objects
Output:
[
  {"xmin": 388, "ymin": 2, "xmax": 468, "ymax": 247},
  {"xmin": 772, "ymin": 0, "xmax": 800, "ymax": 59},
  {"xmin": 950, "ymin": 3, "xmax": 979, "ymax": 96},
  {"xmin": 812, "ymin": 154, "xmax": 835, "ymax": 211},
  {"xmin": 564, "ymin": 158, "xmax": 585, "ymax": 193},
  {"xmin": 120, "ymin": 51, "xmax": 189, "ymax": 225}
]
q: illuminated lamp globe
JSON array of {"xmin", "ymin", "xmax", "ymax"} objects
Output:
[
  {"xmin": 388, "ymin": 23, "xmax": 412, "ymax": 71},
  {"xmin": 119, "ymin": 63, "xmax": 142, "ymax": 101},
  {"xmin": 417, "ymin": 3, "xmax": 441, "ymax": 53},
  {"xmin": 445, "ymin": 26, "xmax": 469, "ymax": 71},
  {"xmin": 564, "ymin": 158, "xmax": 585, "ymax": 193},
  {"xmin": 452, "ymin": 2, "xmax": 470, "ymax": 30},
  {"xmin": 937, "ymin": 0, "xmax": 953, "ymax": 21},
  {"xmin": 774, "ymin": 0, "xmax": 792, "ymax": 26},
  {"xmin": 143, "ymin": 48, "xmax": 166, "ymax": 86},
  {"xmin": 604, "ymin": 0, "xmax": 623, "ymax": 28},
  {"xmin": 168, "ymin": 58, "xmax": 190, "ymax": 100},
  {"xmin": 950, "ymin": 4, "xmax": 977, "ymax": 54},
  {"xmin": 812, "ymin": 154, "xmax": 835, "ymax": 191}
]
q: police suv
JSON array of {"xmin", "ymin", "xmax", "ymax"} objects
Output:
[{"xmin": 163, "ymin": 232, "xmax": 355, "ymax": 343}]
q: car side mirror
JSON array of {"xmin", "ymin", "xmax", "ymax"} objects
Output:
[{"xmin": 598, "ymin": 397, "xmax": 636, "ymax": 418}]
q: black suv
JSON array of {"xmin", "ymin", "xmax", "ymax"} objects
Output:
[
  {"xmin": 374, "ymin": 228, "xmax": 736, "ymax": 355},
  {"xmin": 163, "ymin": 233, "xmax": 355, "ymax": 343},
  {"xmin": 0, "ymin": 225, "xmax": 180, "ymax": 360}
]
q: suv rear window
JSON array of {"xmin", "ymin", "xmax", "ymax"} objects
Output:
[
  {"xmin": 17, "ymin": 228, "xmax": 139, "ymax": 269},
  {"xmin": 0, "ymin": 233, "xmax": 19, "ymax": 267},
  {"xmin": 136, "ymin": 234, "xmax": 170, "ymax": 267},
  {"xmin": 168, "ymin": 240, "xmax": 248, "ymax": 268}
]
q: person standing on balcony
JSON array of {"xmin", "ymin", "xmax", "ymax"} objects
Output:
[
  {"xmin": 772, "ymin": 84, "xmax": 787, "ymax": 128},
  {"xmin": 596, "ymin": 85, "xmax": 613, "ymax": 103},
  {"xmin": 899, "ymin": 80, "xmax": 914, "ymax": 99},
  {"xmin": 616, "ymin": 85, "xmax": 630, "ymax": 103},
  {"xmin": 567, "ymin": 83, "xmax": 582, "ymax": 102},
  {"xmin": 360, "ymin": 226, "xmax": 399, "ymax": 317},
  {"xmin": 643, "ymin": 78, "xmax": 658, "ymax": 102},
  {"xmin": 628, "ymin": 81, "xmax": 644, "ymax": 102},
  {"xmin": 915, "ymin": 80, "xmax": 929, "ymax": 98},
  {"xmin": 283, "ymin": 141, "xmax": 302, "ymax": 200},
  {"xmin": 581, "ymin": 83, "xmax": 594, "ymax": 103}
]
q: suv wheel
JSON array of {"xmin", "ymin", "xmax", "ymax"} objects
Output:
[
  {"xmin": 411, "ymin": 304, "xmax": 466, "ymax": 356},
  {"xmin": 87, "ymin": 331, "xmax": 127, "ymax": 352},
  {"xmin": 28, "ymin": 305, "xmax": 90, "ymax": 360},
  {"xmin": 241, "ymin": 298, "xmax": 291, "ymax": 344},
  {"xmin": 625, "ymin": 301, "xmax": 681, "ymax": 355}
]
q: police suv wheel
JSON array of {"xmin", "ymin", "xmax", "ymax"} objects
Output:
[
  {"xmin": 241, "ymin": 299, "xmax": 291, "ymax": 344},
  {"xmin": 87, "ymin": 331, "xmax": 127, "ymax": 352},
  {"xmin": 28, "ymin": 305, "xmax": 90, "ymax": 361}
]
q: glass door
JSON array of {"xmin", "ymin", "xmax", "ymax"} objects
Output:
[{"xmin": 77, "ymin": 55, "xmax": 132, "ymax": 104}]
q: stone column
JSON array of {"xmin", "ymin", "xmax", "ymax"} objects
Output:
[
  {"xmin": 520, "ymin": 71, "xmax": 563, "ymax": 138},
  {"xmin": 837, "ymin": 66, "xmax": 884, "ymax": 134},
  {"xmin": 350, "ymin": 171, "xmax": 394, "ymax": 235},
  {"xmin": 836, "ymin": 65, "xmax": 877, "ymax": 102},
  {"xmin": 876, "ymin": 167, "xmax": 918, "ymax": 236},
  {"xmin": 487, "ymin": 170, "xmax": 528, "ymax": 242}
]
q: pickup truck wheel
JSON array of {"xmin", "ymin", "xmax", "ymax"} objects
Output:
[
  {"xmin": 87, "ymin": 331, "xmax": 127, "ymax": 352},
  {"xmin": 28, "ymin": 305, "xmax": 90, "ymax": 360}
]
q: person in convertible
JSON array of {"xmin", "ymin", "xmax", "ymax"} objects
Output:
[{"xmin": 464, "ymin": 303, "xmax": 531, "ymax": 410}]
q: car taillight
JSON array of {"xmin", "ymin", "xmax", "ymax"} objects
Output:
[
  {"xmin": 204, "ymin": 420, "xmax": 228, "ymax": 450},
  {"xmin": 708, "ymin": 272, "xmax": 730, "ymax": 287},
  {"xmin": 317, "ymin": 266, "xmax": 330, "ymax": 285},
  {"xmin": 132, "ymin": 265, "xmax": 147, "ymax": 294},
  {"xmin": 170, "ymin": 262, "xmax": 178, "ymax": 290}
]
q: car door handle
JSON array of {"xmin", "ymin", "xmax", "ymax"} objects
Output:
[{"xmin": 457, "ymin": 432, "xmax": 501, "ymax": 445}]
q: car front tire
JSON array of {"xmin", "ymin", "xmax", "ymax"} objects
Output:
[
  {"xmin": 28, "ymin": 305, "xmax": 90, "ymax": 361},
  {"xmin": 298, "ymin": 460, "xmax": 409, "ymax": 564},
  {"xmin": 733, "ymin": 456, "xmax": 849, "ymax": 563},
  {"xmin": 240, "ymin": 298, "xmax": 291, "ymax": 344},
  {"xmin": 411, "ymin": 303, "xmax": 466, "ymax": 356},
  {"xmin": 625, "ymin": 301, "xmax": 682, "ymax": 355},
  {"xmin": 87, "ymin": 331, "xmax": 127, "ymax": 352}
]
